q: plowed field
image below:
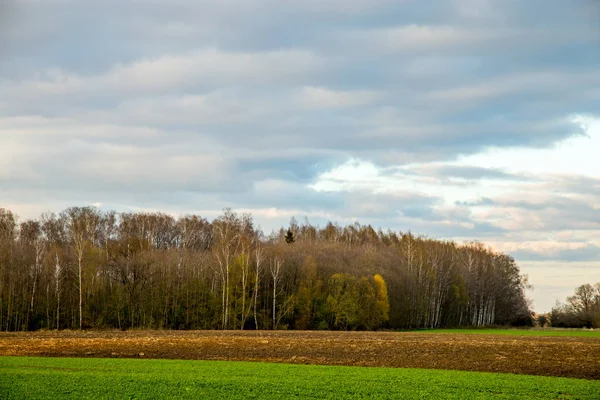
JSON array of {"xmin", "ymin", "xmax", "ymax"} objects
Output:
[{"xmin": 1, "ymin": 330, "xmax": 598, "ymax": 380}]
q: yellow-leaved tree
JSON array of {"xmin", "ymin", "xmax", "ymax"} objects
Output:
[{"xmin": 373, "ymin": 274, "xmax": 390, "ymax": 327}]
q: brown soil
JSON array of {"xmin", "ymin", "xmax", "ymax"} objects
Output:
[{"xmin": 1, "ymin": 330, "xmax": 598, "ymax": 380}]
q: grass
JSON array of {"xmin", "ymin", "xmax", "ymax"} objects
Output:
[
  {"xmin": 1, "ymin": 357, "xmax": 599, "ymax": 399},
  {"xmin": 413, "ymin": 328, "xmax": 600, "ymax": 338}
]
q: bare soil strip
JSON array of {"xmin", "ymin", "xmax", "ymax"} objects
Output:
[{"xmin": 1, "ymin": 330, "xmax": 598, "ymax": 380}]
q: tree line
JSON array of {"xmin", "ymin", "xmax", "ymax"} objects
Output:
[
  {"xmin": 549, "ymin": 282, "xmax": 600, "ymax": 328},
  {"xmin": 0, "ymin": 207, "xmax": 532, "ymax": 331}
]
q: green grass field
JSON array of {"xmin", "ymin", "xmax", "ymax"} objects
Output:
[
  {"xmin": 414, "ymin": 328, "xmax": 600, "ymax": 338},
  {"xmin": 1, "ymin": 357, "xmax": 599, "ymax": 399}
]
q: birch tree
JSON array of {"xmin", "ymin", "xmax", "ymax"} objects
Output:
[
  {"xmin": 62, "ymin": 207, "xmax": 100, "ymax": 330},
  {"xmin": 253, "ymin": 243, "xmax": 264, "ymax": 330},
  {"xmin": 269, "ymin": 254, "xmax": 283, "ymax": 329},
  {"xmin": 212, "ymin": 209, "xmax": 241, "ymax": 329},
  {"xmin": 19, "ymin": 220, "xmax": 46, "ymax": 329}
]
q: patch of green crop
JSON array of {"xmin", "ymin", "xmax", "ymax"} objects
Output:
[
  {"xmin": 413, "ymin": 328, "xmax": 600, "ymax": 337},
  {"xmin": 1, "ymin": 356, "xmax": 599, "ymax": 399}
]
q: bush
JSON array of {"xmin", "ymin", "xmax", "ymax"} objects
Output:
[
  {"xmin": 510, "ymin": 312, "xmax": 534, "ymax": 327},
  {"xmin": 537, "ymin": 314, "xmax": 548, "ymax": 328}
]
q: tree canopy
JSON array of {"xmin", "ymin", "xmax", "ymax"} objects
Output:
[
  {"xmin": 0, "ymin": 207, "xmax": 532, "ymax": 331},
  {"xmin": 550, "ymin": 282, "xmax": 600, "ymax": 328}
]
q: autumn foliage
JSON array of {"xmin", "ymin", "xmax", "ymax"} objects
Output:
[{"xmin": 0, "ymin": 208, "xmax": 531, "ymax": 331}]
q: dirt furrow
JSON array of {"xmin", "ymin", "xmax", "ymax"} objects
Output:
[{"xmin": 1, "ymin": 331, "xmax": 598, "ymax": 380}]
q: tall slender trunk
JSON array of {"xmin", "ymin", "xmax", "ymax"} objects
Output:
[
  {"xmin": 29, "ymin": 276, "xmax": 36, "ymax": 329},
  {"xmin": 78, "ymin": 252, "xmax": 83, "ymax": 330},
  {"xmin": 272, "ymin": 278, "xmax": 276, "ymax": 330},
  {"xmin": 240, "ymin": 253, "xmax": 248, "ymax": 330},
  {"xmin": 270, "ymin": 256, "xmax": 282, "ymax": 330},
  {"xmin": 6, "ymin": 284, "xmax": 12, "ymax": 332},
  {"xmin": 55, "ymin": 254, "xmax": 61, "ymax": 330},
  {"xmin": 225, "ymin": 273, "xmax": 229, "ymax": 329},
  {"xmin": 253, "ymin": 282, "xmax": 259, "ymax": 330},
  {"xmin": 30, "ymin": 248, "xmax": 41, "ymax": 325},
  {"xmin": 221, "ymin": 274, "xmax": 226, "ymax": 329},
  {"xmin": 253, "ymin": 252, "xmax": 261, "ymax": 330},
  {"xmin": 241, "ymin": 280, "xmax": 246, "ymax": 330},
  {"xmin": 46, "ymin": 283, "xmax": 50, "ymax": 329}
]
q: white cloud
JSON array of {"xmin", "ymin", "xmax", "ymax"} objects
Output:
[
  {"xmin": 428, "ymin": 71, "xmax": 600, "ymax": 104},
  {"xmin": 488, "ymin": 240, "xmax": 590, "ymax": 255},
  {"xmin": 1, "ymin": 48, "xmax": 329, "ymax": 102},
  {"xmin": 372, "ymin": 25, "xmax": 504, "ymax": 52},
  {"xmin": 456, "ymin": 116, "xmax": 600, "ymax": 177},
  {"xmin": 105, "ymin": 48, "xmax": 328, "ymax": 90},
  {"xmin": 297, "ymin": 86, "xmax": 381, "ymax": 109},
  {"xmin": 311, "ymin": 117, "xmax": 600, "ymax": 209},
  {"xmin": 0, "ymin": 116, "xmax": 232, "ymax": 192}
]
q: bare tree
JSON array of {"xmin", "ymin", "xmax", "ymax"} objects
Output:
[
  {"xmin": 239, "ymin": 235, "xmax": 251, "ymax": 330},
  {"xmin": 269, "ymin": 254, "xmax": 283, "ymax": 329},
  {"xmin": 0, "ymin": 206, "xmax": 534, "ymax": 331},
  {"xmin": 253, "ymin": 243, "xmax": 264, "ymax": 330},
  {"xmin": 62, "ymin": 207, "xmax": 100, "ymax": 330},
  {"xmin": 19, "ymin": 220, "xmax": 46, "ymax": 328},
  {"xmin": 212, "ymin": 209, "xmax": 242, "ymax": 329},
  {"xmin": 53, "ymin": 254, "xmax": 63, "ymax": 329},
  {"xmin": 40, "ymin": 213, "xmax": 65, "ymax": 330}
]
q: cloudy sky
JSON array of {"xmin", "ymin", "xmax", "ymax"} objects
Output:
[{"xmin": 1, "ymin": 0, "xmax": 599, "ymax": 312}]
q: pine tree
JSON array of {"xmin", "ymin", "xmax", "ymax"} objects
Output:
[{"xmin": 285, "ymin": 228, "xmax": 295, "ymax": 244}]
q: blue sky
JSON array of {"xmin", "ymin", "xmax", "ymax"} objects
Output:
[{"xmin": 1, "ymin": 0, "xmax": 599, "ymax": 312}]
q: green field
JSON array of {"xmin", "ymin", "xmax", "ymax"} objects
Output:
[
  {"xmin": 1, "ymin": 357, "xmax": 599, "ymax": 399},
  {"xmin": 413, "ymin": 328, "xmax": 600, "ymax": 338}
]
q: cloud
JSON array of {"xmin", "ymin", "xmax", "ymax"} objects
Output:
[
  {"xmin": 297, "ymin": 86, "xmax": 381, "ymax": 109},
  {"xmin": 2, "ymin": 48, "xmax": 329, "ymax": 105},
  {"xmin": 351, "ymin": 25, "xmax": 514, "ymax": 54},
  {"xmin": 493, "ymin": 241, "xmax": 600, "ymax": 262},
  {"xmin": 310, "ymin": 117, "xmax": 600, "ymax": 253},
  {"xmin": 0, "ymin": 117, "xmax": 235, "ymax": 194},
  {"xmin": 407, "ymin": 165, "xmax": 530, "ymax": 181},
  {"xmin": 456, "ymin": 116, "xmax": 600, "ymax": 177}
]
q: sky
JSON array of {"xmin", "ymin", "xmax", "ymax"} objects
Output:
[{"xmin": 1, "ymin": 0, "xmax": 599, "ymax": 313}]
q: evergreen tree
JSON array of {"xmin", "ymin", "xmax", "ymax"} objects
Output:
[{"xmin": 285, "ymin": 228, "xmax": 295, "ymax": 244}]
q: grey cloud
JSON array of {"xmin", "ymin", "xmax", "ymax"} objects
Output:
[
  {"xmin": 342, "ymin": 191, "xmax": 441, "ymax": 220},
  {"xmin": 0, "ymin": 130, "xmax": 239, "ymax": 194},
  {"xmin": 455, "ymin": 197, "xmax": 496, "ymax": 207},
  {"xmin": 407, "ymin": 165, "xmax": 531, "ymax": 181},
  {"xmin": 248, "ymin": 179, "xmax": 345, "ymax": 212},
  {"xmin": 396, "ymin": 217, "xmax": 506, "ymax": 239},
  {"xmin": 553, "ymin": 176, "xmax": 600, "ymax": 198},
  {"xmin": 452, "ymin": 191, "xmax": 600, "ymax": 233},
  {"xmin": 398, "ymin": 205, "xmax": 506, "ymax": 237},
  {"xmin": 237, "ymin": 152, "xmax": 346, "ymax": 184},
  {"xmin": 495, "ymin": 196, "xmax": 599, "ymax": 231},
  {"xmin": 2, "ymin": 0, "xmax": 598, "ymax": 170},
  {"xmin": 511, "ymin": 245, "xmax": 600, "ymax": 262}
]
